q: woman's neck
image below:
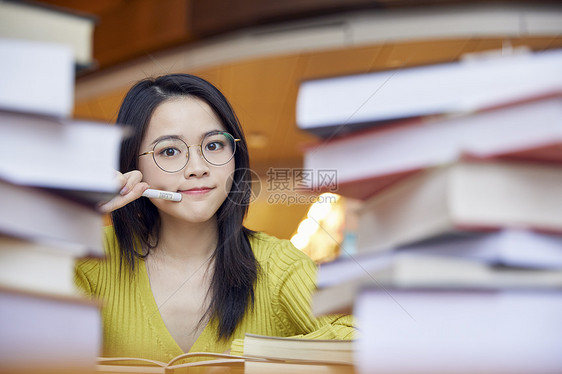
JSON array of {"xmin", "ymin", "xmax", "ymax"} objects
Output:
[{"xmin": 153, "ymin": 214, "xmax": 218, "ymax": 264}]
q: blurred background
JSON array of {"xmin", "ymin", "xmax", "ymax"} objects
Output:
[{"xmin": 12, "ymin": 0, "xmax": 562, "ymax": 262}]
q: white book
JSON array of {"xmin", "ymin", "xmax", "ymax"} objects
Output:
[
  {"xmin": 0, "ymin": 287, "xmax": 101, "ymax": 373},
  {"xmin": 296, "ymin": 48, "xmax": 562, "ymax": 136},
  {"xmin": 0, "ymin": 38, "xmax": 74, "ymax": 117},
  {"xmin": 0, "ymin": 178, "xmax": 104, "ymax": 255},
  {"xmin": 303, "ymin": 95, "xmax": 562, "ymax": 200},
  {"xmin": 356, "ymin": 160, "xmax": 562, "ymax": 252},
  {"xmin": 0, "ymin": 110, "xmax": 124, "ymax": 197},
  {"xmin": 355, "ymin": 288, "xmax": 562, "ymax": 374}
]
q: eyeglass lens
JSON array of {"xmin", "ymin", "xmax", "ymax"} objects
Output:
[{"xmin": 152, "ymin": 132, "xmax": 236, "ymax": 172}]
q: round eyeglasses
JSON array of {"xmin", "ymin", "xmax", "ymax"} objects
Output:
[{"xmin": 139, "ymin": 131, "xmax": 240, "ymax": 173}]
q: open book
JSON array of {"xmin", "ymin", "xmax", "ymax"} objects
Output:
[{"xmin": 97, "ymin": 352, "xmax": 245, "ymax": 373}]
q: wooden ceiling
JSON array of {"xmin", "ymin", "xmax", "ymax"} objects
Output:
[
  {"xmin": 31, "ymin": 0, "xmax": 562, "ymax": 239},
  {"xmin": 33, "ymin": 0, "xmax": 398, "ymax": 69},
  {"xmin": 33, "ymin": 0, "xmax": 511, "ymax": 69}
]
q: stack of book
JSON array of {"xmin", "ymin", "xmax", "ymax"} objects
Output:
[
  {"xmin": 0, "ymin": 38, "xmax": 124, "ymax": 374},
  {"xmin": 297, "ymin": 48, "xmax": 562, "ymax": 373},
  {"xmin": 298, "ymin": 48, "xmax": 562, "ymax": 200}
]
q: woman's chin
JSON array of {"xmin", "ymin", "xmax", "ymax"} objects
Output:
[{"xmin": 176, "ymin": 210, "xmax": 215, "ymax": 224}]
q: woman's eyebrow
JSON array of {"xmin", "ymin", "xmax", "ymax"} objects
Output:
[
  {"xmin": 149, "ymin": 134, "xmax": 183, "ymax": 147},
  {"xmin": 148, "ymin": 129, "xmax": 224, "ymax": 146},
  {"xmin": 203, "ymin": 129, "xmax": 225, "ymax": 137}
]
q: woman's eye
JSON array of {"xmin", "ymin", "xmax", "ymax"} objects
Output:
[
  {"xmin": 160, "ymin": 147, "xmax": 180, "ymax": 157},
  {"xmin": 206, "ymin": 141, "xmax": 224, "ymax": 152}
]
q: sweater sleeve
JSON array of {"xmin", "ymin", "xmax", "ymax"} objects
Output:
[
  {"xmin": 275, "ymin": 255, "xmax": 356, "ymax": 340},
  {"xmin": 229, "ymin": 252, "xmax": 356, "ymax": 356},
  {"xmin": 74, "ymin": 257, "xmax": 99, "ymax": 298}
]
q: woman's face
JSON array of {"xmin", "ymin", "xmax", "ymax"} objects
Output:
[{"xmin": 138, "ymin": 97, "xmax": 235, "ymax": 224}]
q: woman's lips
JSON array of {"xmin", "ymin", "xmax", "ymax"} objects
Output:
[{"xmin": 179, "ymin": 187, "xmax": 214, "ymax": 195}]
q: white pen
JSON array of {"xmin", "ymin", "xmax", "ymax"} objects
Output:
[{"xmin": 142, "ymin": 188, "xmax": 182, "ymax": 202}]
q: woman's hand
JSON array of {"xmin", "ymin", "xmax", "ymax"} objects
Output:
[{"xmin": 98, "ymin": 170, "xmax": 150, "ymax": 213}]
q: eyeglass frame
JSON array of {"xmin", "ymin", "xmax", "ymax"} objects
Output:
[{"xmin": 138, "ymin": 131, "xmax": 241, "ymax": 173}]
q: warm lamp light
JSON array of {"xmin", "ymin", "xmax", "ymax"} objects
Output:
[
  {"xmin": 297, "ymin": 218, "xmax": 319, "ymax": 235},
  {"xmin": 290, "ymin": 232, "xmax": 310, "ymax": 250},
  {"xmin": 307, "ymin": 200, "xmax": 331, "ymax": 221}
]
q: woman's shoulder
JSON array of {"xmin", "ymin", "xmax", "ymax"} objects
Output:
[
  {"xmin": 75, "ymin": 226, "xmax": 120, "ymax": 272},
  {"xmin": 75, "ymin": 225, "xmax": 138, "ymax": 295},
  {"xmin": 248, "ymin": 232, "xmax": 318, "ymax": 301},
  {"xmin": 248, "ymin": 231, "xmax": 313, "ymax": 268}
]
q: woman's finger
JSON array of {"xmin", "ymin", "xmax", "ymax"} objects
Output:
[
  {"xmin": 98, "ymin": 170, "xmax": 149, "ymax": 213},
  {"xmin": 119, "ymin": 170, "xmax": 144, "ymax": 195},
  {"xmin": 98, "ymin": 182, "xmax": 149, "ymax": 213}
]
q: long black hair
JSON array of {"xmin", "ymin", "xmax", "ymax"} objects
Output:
[{"xmin": 111, "ymin": 74, "xmax": 258, "ymax": 339}]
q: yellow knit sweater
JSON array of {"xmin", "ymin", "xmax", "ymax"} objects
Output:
[{"xmin": 74, "ymin": 227, "xmax": 355, "ymax": 362}]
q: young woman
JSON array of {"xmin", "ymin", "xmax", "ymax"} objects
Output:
[{"xmin": 75, "ymin": 74, "xmax": 355, "ymax": 362}]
